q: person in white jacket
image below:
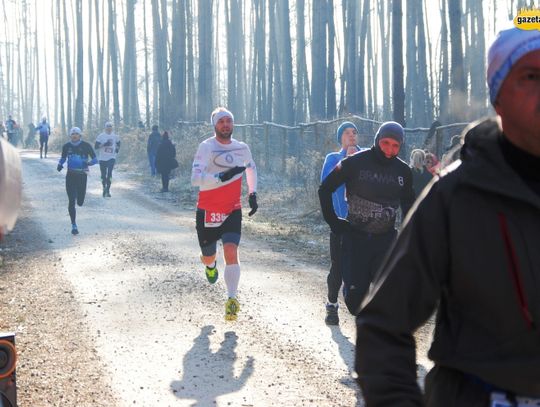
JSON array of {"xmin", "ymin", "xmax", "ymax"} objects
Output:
[
  {"xmin": 191, "ymin": 107, "xmax": 258, "ymax": 321},
  {"xmin": 94, "ymin": 122, "xmax": 120, "ymax": 198}
]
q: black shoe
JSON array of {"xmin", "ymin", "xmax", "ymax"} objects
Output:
[
  {"xmin": 102, "ymin": 189, "xmax": 107, "ymax": 198},
  {"xmin": 106, "ymin": 188, "xmax": 111, "ymax": 197},
  {"xmin": 71, "ymin": 224, "xmax": 79, "ymax": 235},
  {"xmin": 325, "ymin": 303, "xmax": 339, "ymax": 325}
]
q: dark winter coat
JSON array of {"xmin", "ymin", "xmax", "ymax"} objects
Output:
[
  {"xmin": 356, "ymin": 117, "xmax": 540, "ymax": 405},
  {"xmin": 155, "ymin": 138, "xmax": 177, "ymax": 174},
  {"xmin": 411, "ymin": 166, "xmax": 433, "ymax": 197}
]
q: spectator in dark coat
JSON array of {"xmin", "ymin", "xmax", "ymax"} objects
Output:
[
  {"xmin": 155, "ymin": 131, "xmax": 177, "ymax": 192},
  {"xmin": 409, "ymin": 148, "xmax": 433, "ymax": 197},
  {"xmin": 147, "ymin": 125, "xmax": 161, "ymax": 176}
]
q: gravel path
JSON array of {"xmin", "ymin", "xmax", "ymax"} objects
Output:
[{"xmin": 1, "ymin": 150, "xmax": 433, "ymax": 406}]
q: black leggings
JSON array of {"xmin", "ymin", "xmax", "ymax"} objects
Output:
[
  {"xmin": 327, "ymin": 232, "xmax": 343, "ymax": 303},
  {"xmin": 39, "ymin": 135, "xmax": 49, "ymax": 157},
  {"xmin": 99, "ymin": 159, "xmax": 115, "ymax": 186},
  {"xmin": 161, "ymin": 170, "xmax": 170, "ymax": 191},
  {"xmin": 66, "ymin": 171, "xmax": 87, "ymax": 224}
]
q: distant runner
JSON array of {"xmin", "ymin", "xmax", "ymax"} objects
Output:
[
  {"xmin": 57, "ymin": 127, "xmax": 97, "ymax": 235},
  {"xmin": 191, "ymin": 107, "xmax": 258, "ymax": 321},
  {"xmin": 35, "ymin": 117, "xmax": 51, "ymax": 159},
  {"xmin": 94, "ymin": 122, "xmax": 121, "ymax": 197}
]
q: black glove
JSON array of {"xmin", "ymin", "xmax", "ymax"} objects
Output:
[
  {"xmin": 104, "ymin": 140, "xmax": 113, "ymax": 147},
  {"xmin": 248, "ymin": 193, "xmax": 258, "ymax": 216},
  {"xmin": 57, "ymin": 164, "xmax": 63, "ymax": 172},
  {"xmin": 329, "ymin": 218, "xmax": 352, "ymax": 235},
  {"xmin": 218, "ymin": 166, "xmax": 246, "ymax": 182}
]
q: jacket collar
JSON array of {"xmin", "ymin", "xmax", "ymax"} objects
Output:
[{"xmin": 459, "ymin": 117, "xmax": 540, "ymax": 209}]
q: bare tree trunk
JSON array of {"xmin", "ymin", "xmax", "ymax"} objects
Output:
[
  {"xmin": 415, "ymin": 0, "xmax": 431, "ymax": 125},
  {"xmin": 342, "ymin": 1, "xmax": 357, "ymax": 114},
  {"xmin": 94, "ymin": 0, "xmax": 106, "ymax": 126},
  {"xmin": 276, "ymin": 0, "xmax": 294, "ymax": 124},
  {"xmin": 142, "ymin": 0, "xmax": 150, "ymax": 126},
  {"xmin": 74, "ymin": 0, "xmax": 84, "ymax": 128},
  {"xmin": 123, "ymin": 0, "xmax": 140, "ymax": 127},
  {"xmin": 86, "ymin": 0, "xmax": 94, "ymax": 128},
  {"xmin": 326, "ymin": 0, "xmax": 336, "ymax": 119},
  {"xmin": 171, "ymin": 0, "xmax": 187, "ymax": 120},
  {"xmin": 62, "ymin": 0, "xmax": 73, "ymax": 129},
  {"xmin": 355, "ymin": 0, "xmax": 370, "ymax": 116},
  {"xmin": 469, "ymin": 0, "xmax": 487, "ymax": 118},
  {"xmin": 56, "ymin": 0, "xmax": 66, "ymax": 133},
  {"xmin": 448, "ymin": 0, "xmax": 466, "ymax": 122},
  {"xmin": 438, "ymin": 0, "xmax": 449, "ymax": 121},
  {"xmin": 108, "ymin": 0, "xmax": 120, "ymax": 125},
  {"xmin": 197, "ymin": 0, "xmax": 213, "ymax": 120},
  {"xmin": 295, "ymin": 0, "xmax": 309, "ymax": 123},
  {"xmin": 378, "ymin": 1, "xmax": 391, "ymax": 119},
  {"xmin": 392, "ymin": 0, "xmax": 405, "ymax": 125},
  {"xmin": 310, "ymin": 0, "xmax": 327, "ymax": 119},
  {"xmin": 186, "ymin": 0, "xmax": 196, "ymax": 120}
]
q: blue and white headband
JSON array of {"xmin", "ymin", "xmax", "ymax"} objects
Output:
[
  {"xmin": 211, "ymin": 109, "xmax": 234, "ymax": 127},
  {"xmin": 487, "ymin": 27, "xmax": 540, "ymax": 104}
]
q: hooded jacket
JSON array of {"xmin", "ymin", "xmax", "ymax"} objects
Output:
[{"xmin": 356, "ymin": 117, "xmax": 540, "ymax": 405}]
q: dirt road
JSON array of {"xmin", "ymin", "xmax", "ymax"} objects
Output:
[{"xmin": 1, "ymin": 151, "xmax": 433, "ymax": 406}]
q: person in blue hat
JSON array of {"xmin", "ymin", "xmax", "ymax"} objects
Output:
[
  {"xmin": 319, "ymin": 121, "xmax": 361, "ymax": 325},
  {"xmin": 57, "ymin": 127, "xmax": 98, "ymax": 235},
  {"xmin": 319, "ymin": 121, "xmax": 415, "ymax": 316}
]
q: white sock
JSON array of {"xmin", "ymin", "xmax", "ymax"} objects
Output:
[{"xmin": 224, "ymin": 264, "xmax": 241, "ymax": 298}]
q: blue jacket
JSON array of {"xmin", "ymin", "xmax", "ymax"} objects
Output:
[
  {"xmin": 35, "ymin": 122, "xmax": 50, "ymax": 136},
  {"xmin": 321, "ymin": 149, "xmax": 349, "ymax": 218}
]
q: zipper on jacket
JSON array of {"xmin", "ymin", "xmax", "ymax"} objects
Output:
[{"xmin": 498, "ymin": 213, "xmax": 535, "ymax": 330}]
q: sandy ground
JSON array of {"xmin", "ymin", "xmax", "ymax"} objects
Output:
[{"xmin": 0, "ymin": 150, "xmax": 433, "ymax": 406}]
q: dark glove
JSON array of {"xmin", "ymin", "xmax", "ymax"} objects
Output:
[
  {"xmin": 57, "ymin": 164, "xmax": 63, "ymax": 172},
  {"xmin": 218, "ymin": 166, "xmax": 246, "ymax": 182},
  {"xmin": 329, "ymin": 218, "xmax": 352, "ymax": 235},
  {"xmin": 104, "ymin": 140, "xmax": 112, "ymax": 147},
  {"xmin": 248, "ymin": 193, "xmax": 258, "ymax": 216}
]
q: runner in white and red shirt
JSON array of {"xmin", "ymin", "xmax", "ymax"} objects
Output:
[{"xmin": 191, "ymin": 107, "xmax": 258, "ymax": 321}]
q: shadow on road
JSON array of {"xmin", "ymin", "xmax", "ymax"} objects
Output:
[
  {"xmin": 330, "ymin": 325, "xmax": 364, "ymax": 406},
  {"xmin": 170, "ymin": 325, "xmax": 254, "ymax": 406}
]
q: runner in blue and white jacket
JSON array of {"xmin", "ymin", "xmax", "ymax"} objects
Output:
[
  {"xmin": 320, "ymin": 121, "xmax": 361, "ymax": 325},
  {"xmin": 57, "ymin": 127, "xmax": 97, "ymax": 235},
  {"xmin": 35, "ymin": 117, "xmax": 51, "ymax": 159}
]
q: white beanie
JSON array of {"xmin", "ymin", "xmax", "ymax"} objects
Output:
[
  {"xmin": 210, "ymin": 108, "xmax": 234, "ymax": 127},
  {"xmin": 487, "ymin": 26, "xmax": 540, "ymax": 104},
  {"xmin": 70, "ymin": 127, "xmax": 82, "ymax": 135}
]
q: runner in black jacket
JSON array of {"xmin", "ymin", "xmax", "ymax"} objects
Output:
[{"xmin": 319, "ymin": 121, "xmax": 415, "ymax": 315}]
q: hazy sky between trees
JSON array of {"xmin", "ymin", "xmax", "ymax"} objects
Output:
[{"xmin": 0, "ymin": 0, "xmax": 522, "ymax": 133}]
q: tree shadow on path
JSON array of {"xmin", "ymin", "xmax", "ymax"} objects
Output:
[{"xmin": 170, "ymin": 325, "xmax": 254, "ymax": 406}]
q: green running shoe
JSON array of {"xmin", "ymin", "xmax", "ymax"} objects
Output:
[
  {"xmin": 225, "ymin": 297, "xmax": 240, "ymax": 321},
  {"xmin": 205, "ymin": 264, "xmax": 218, "ymax": 284}
]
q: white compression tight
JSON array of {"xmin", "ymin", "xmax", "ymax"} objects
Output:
[{"xmin": 224, "ymin": 264, "xmax": 241, "ymax": 298}]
